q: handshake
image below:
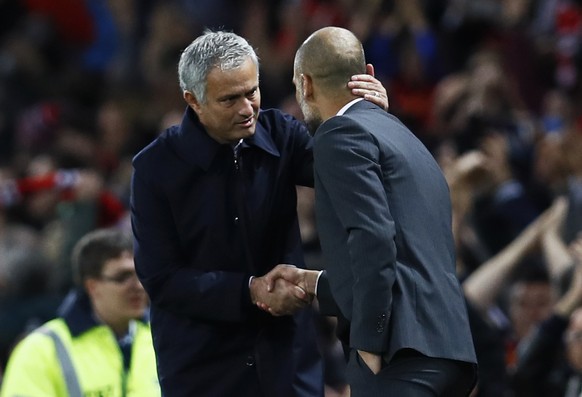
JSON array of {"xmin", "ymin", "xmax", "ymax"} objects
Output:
[{"xmin": 250, "ymin": 265, "xmax": 321, "ymax": 316}]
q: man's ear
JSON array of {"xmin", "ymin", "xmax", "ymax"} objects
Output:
[
  {"xmin": 85, "ymin": 278, "xmax": 98, "ymax": 298},
  {"xmin": 302, "ymin": 74, "xmax": 315, "ymax": 101},
  {"xmin": 183, "ymin": 91, "xmax": 201, "ymax": 113}
]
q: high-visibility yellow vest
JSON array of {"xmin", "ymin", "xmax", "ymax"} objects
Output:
[{"xmin": 0, "ymin": 318, "xmax": 160, "ymax": 397}]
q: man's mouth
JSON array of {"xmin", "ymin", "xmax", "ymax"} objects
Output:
[
  {"xmin": 238, "ymin": 117, "xmax": 254, "ymax": 128},
  {"xmin": 127, "ymin": 294, "xmax": 145, "ymax": 305}
]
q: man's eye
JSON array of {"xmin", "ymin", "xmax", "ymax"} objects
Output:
[{"xmin": 100, "ymin": 272, "xmax": 137, "ymax": 284}]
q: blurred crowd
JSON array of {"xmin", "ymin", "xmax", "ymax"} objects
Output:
[{"xmin": 1, "ymin": 0, "xmax": 582, "ymax": 396}]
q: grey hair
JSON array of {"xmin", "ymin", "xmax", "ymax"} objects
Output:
[{"xmin": 178, "ymin": 30, "xmax": 259, "ymax": 104}]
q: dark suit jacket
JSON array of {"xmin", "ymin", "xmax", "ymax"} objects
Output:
[
  {"xmin": 130, "ymin": 107, "xmax": 323, "ymax": 397},
  {"xmin": 313, "ymin": 100, "xmax": 477, "ymax": 366}
]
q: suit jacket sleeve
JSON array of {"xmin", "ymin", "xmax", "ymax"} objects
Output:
[
  {"xmin": 314, "ymin": 116, "xmax": 396, "ymax": 353},
  {"xmin": 315, "ymin": 270, "xmax": 341, "ymax": 316}
]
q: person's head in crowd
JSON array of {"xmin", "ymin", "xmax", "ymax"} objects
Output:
[
  {"xmin": 540, "ymin": 89, "xmax": 575, "ymax": 136},
  {"xmin": 178, "ymin": 30, "xmax": 260, "ymax": 144},
  {"xmin": 72, "ymin": 228, "xmax": 147, "ymax": 336},
  {"xmin": 21, "ymin": 155, "xmax": 62, "ymax": 226},
  {"xmin": 533, "ymin": 124, "xmax": 582, "ymax": 193},
  {"xmin": 507, "ymin": 262, "xmax": 555, "ymax": 341}
]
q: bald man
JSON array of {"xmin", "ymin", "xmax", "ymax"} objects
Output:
[{"xmin": 263, "ymin": 26, "xmax": 478, "ymax": 396}]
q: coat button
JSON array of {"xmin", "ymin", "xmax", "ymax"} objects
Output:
[
  {"xmin": 377, "ymin": 313, "xmax": 386, "ymax": 332},
  {"xmin": 245, "ymin": 355, "xmax": 255, "ymax": 367},
  {"xmin": 234, "ymin": 216, "xmax": 239, "ymax": 225}
]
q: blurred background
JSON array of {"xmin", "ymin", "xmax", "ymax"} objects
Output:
[{"xmin": 1, "ymin": 0, "xmax": 582, "ymax": 396}]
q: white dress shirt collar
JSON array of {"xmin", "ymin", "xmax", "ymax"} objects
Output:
[{"xmin": 337, "ymin": 98, "xmax": 364, "ymax": 116}]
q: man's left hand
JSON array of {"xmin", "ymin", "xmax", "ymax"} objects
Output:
[{"xmin": 349, "ymin": 63, "xmax": 389, "ymax": 111}]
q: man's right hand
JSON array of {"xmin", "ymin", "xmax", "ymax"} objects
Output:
[
  {"xmin": 253, "ymin": 264, "xmax": 319, "ymax": 316},
  {"xmin": 263, "ymin": 264, "xmax": 320, "ymax": 296},
  {"xmin": 250, "ymin": 275, "xmax": 310, "ymax": 316}
]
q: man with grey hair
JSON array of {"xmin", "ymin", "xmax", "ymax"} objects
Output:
[{"xmin": 130, "ymin": 29, "xmax": 388, "ymax": 396}]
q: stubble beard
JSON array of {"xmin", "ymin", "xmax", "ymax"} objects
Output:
[
  {"xmin": 306, "ymin": 116, "xmax": 322, "ymax": 136},
  {"xmin": 300, "ymin": 100, "xmax": 322, "ymax": 136}
]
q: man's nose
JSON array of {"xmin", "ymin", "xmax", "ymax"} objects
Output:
[
  {"xmin": 127, "ymin": 273, "xmax": 144, "ymax": 288},
  {"xmin": 239, "ymin": 98, "xmax": 254, "ymax": 116}
]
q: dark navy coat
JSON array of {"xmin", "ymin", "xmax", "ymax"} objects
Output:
[{"xmin": 130, "ymin": 107, "xmax": 323, "ymax": 397}]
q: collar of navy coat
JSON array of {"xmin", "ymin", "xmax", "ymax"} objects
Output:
[
  {"xmin": 57, "ymin": 288, "xmax": 148, "ymax": 338},
  {"xmin": 172, "ymin": 106, "xmax": 281, "ymax": 171}
]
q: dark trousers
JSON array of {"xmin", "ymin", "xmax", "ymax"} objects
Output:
[{"xmin": 346, "ymin": 349, "xmax": 477, "ymax": 397}]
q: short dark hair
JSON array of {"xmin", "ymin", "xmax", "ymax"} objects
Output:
[{"xmin": 71, "ymin": 228, "xmax": 133, "ymax": 287}]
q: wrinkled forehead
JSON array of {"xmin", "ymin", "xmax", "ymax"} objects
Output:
[{"xmin": 207, "ymin": 59, "xmax": 258, "ymax": 89}]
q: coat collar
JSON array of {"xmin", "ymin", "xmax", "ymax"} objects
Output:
[
  {"xmin": 58, "ymin": 289, "xmax": 148, "ymax": 338},
  {"xmin": 172, "ymin": 107, "xmax": 280, "ymax": 171}
]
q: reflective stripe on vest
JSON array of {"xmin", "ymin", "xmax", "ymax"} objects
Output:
[{"xmin": 38, "ymin": 327, "xmax": 83, "ymax": 397}]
